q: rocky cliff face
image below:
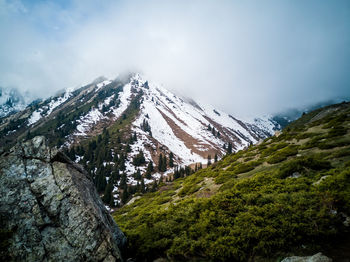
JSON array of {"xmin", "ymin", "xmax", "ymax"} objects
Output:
[{"xmin": 0, "ymin": 136, "xmax": 126, "ymax": 261}]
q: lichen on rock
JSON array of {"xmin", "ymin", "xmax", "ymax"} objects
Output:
[{"xmin": 0, "ymin": 136, "xmax": 126, "ymax": 261}]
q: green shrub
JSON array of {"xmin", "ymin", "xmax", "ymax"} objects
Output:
[
  {"xmin": 261, "ymin": 142, "xmax": 289, "ymax": 157},
  {"xmin": 296, "ymin": 132, "xmax": 321, "ymax": 140},
  {"xmin": 114, "ymin": 166, "xmax": 350, "ymax": 261},
  {"xmin": 326, "ymin": 126, "xmax": 347, "ymax": 138},
  {"xmin": 277, "ymin": 156, "xmax": 332, "ymax": 179},
  {"xmin": 317, "ymin": 169, "xmax": 350, "ymax": 212},
  {"xmin": 330, "ymin": 147, "xmax": 350, "ymax": 158},
  {"xmin": 244, "ymin": 156, "xmax": 254, "ymax": 162},
  {"xmin": 233, "ymin": 160, "xmax": 261, "ymax": 174},
  {"xmin": 178, "ymin": 176, "xmax": 204, "ymax": 197},
  {"xmin": 215, "ymin": 171, "xmax": 237, "ymax": 184},
  {"xmin": 323, "ymin": 113, "xmax": 348, "ymax": 129},
  {"xmin": 267, "ymin": 145, "xmax": 298, "ymax": 164},
  {"xmin": 318, "ymin": 138, "xmax": 350, "ymax": 149}
]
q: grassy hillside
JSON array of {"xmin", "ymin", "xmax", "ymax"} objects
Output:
[{"xmin": 113, "ymin": 102, "xmax": 350, "ymax": 261}]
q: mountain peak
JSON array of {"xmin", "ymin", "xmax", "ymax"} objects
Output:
[{"xmin": 0, "ymin": 74, "xmax": 279, "ymax": 206}]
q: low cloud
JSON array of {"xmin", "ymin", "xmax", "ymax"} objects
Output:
[{"xmin": 1, "ymin": 0, "xmax": 349, "ymax": 117}]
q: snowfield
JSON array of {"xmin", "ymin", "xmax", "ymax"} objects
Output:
[
  {"xmin": 112, "ymin": 82, "xmax": 132, "ymax": 119},
  {"xmin": 27, "ymin": 88, "xmax": 73, "ymax": 126}
]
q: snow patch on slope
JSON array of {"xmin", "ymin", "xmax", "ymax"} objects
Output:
[
  {"xmin": 75, "ymin": 108, "xmax": 106, "ymax": 136},
  {"xmin": 251, "ymin": 116, "xmax": 279, "ymax": 135},
  {"xmin": 27, "ymin": 88, "xmax": 73, "ymax": 126},
  {"xmin": 73, "ymin": 82, "xmax": 132, "ymax": 137},
  {"xmin": 46, "ymin": 88, "xmax": 73, "ymax": 116},
  {"xmin": 28, "ymin": 110, "xmax": 43, "ymax": 125},
  {"xmin": 96, "ymin": 80, "xmax": 112, "ymax": 91},
  {"xmin": 112, "ymin": 83, "xmax": 132, "ymax": 119}
]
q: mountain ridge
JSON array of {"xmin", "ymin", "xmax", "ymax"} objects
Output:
[{"xmin": 0, "ymin": 73, "xmax": 279, "ymax": 207}]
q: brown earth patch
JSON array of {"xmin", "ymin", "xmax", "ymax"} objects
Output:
[
  {"xmin": 157, "ymin": 109, "xmax": 220, "ymax": 159},
  {"xmin": 203, "ymin": 115, "xmax": 242, "ymax": 151}
]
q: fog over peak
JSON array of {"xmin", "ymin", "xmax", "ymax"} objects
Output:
[{"xmin": 0, "ymin": 0, "xmax": 349, "ymax": 117}]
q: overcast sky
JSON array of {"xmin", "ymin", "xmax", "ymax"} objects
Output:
[{"xmin": 0, "ymin": 0, "xmax": 349, "ymax": 117}]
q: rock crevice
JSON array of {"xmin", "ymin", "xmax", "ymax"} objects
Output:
[{"xmin": 0, "ymin": 136, "xmax": 126, "ymax": 261}]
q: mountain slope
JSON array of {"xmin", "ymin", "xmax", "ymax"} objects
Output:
[
  {"xmin": 0, "ymin": 74, "xmax": 279, "ymax": 207},
  {"xmin": 0, "ymin": 87, "xmax": 34, "ymax": 118},
  {"xmin": 113, "ymin": 101, "xmax": 350, "ymax": 261}
]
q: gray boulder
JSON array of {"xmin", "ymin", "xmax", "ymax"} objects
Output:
[
  {"xmin": 0, "ymin": 136, "xmax": 126, "ymax": 261},
  {"xmin": 281, "ymin": 252, "xmax": 332, "ymax": 262}
]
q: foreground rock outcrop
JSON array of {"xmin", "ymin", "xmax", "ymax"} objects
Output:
[
  {"xmin": 0, "ymin": 136, "xmax": 126, "ymax": 261},
  {"xmin": 281, "ymin": 252, "xmax": 332, "ymax": 262}
]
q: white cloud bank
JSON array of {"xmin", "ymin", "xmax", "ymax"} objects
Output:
[{"xmin": 0, "ymin": 0, "xmax": 349, "ymax": 116}]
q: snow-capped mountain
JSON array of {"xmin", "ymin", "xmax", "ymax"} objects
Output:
[
  {"xmin": 0, "ymin": 73, "xmax": 279, "ymax": 206},
  {"xmin": 120, "ymin": 74, "xmax": 277, "ymax": 163},
  {"xmin": 1, "ymin": 73, "xmax": 279, "ymax": 166}
]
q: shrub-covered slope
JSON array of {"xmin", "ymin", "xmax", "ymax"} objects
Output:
[{"xmin": 114, "ymin": 101, "xmax": 350, "ymax": 261}]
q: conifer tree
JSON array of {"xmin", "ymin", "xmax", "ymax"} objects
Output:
[
  {"xmin": 214, "ymin": 153, "xmax": 218, "ymax": 163},
  {"xmin": 69, "ymin": 147, "xmax": 76, "ymax": 160},
  {"xmin": 151, "ymin": 181, "xmax": 157, "ymax": 192},
  {"xmin": 96, "ymin": 174, "xmax": 107, "ymax": 193},
  {"xmin": 169, "ymin": 152, "xmax": 174, "ymax": 167},
  {"xmin": 158, "ymin": 154, "xmax": 163, "ymax": 172},
  {"xmin": 78, "ymin": 146, "xmax": 85, "ymax": 156},
  {"xmin": 102, "ymin": 181, "xmax": 113, "ymax": 204},
  {"xmin": 140, "ymin": 178, "xmax": 146, "ymax": 193},
  {"xmin": 134, "ymin": 169, "xmax": 142, "ymax": 180},
  {"xmin": 136, "ymin": 181, "xmax": 141, "ymax": 193},
  {"xmin": 97, "ymin": 149, "xmax": 104, "ymax": 166},
  {"xmin": 173, "ymin": 166, "xmax": 180, "ymax": 179},
  {"xmin": 109, "ymin": 194, "xmax": 115, "ymax": 207},
  {"xmin": 207, "ymin": 155, "xmax": 212, "ymax": 166},
  {"xmin": 163, "ymin": 155, "xmax": 167, "ymax": 171},
  {"xmin": 145, "ymin": 161, "xmax": 154, "ymax": 179},
  {"xmin": 125, "ymin": 143, "xmax": 131, "ymax": 153},
  {"xmin": 133, "ymin": 150, "xmax": 146, "ymax": 166},
  {"xmin": 120, "ymin": 173, "xmax": 127, "ymax": 190},
  {"xmin": 227, "ymin": 142, "xmax": 233, "ymax": 154},
  {"xmin": 185, "ymin": 166, "xmax": 191, "ymax": 176},
  {"xmin": 26, "ymin": 130, "xmax": 31, "ymax": 140},
  {"xmin": 112, "ymin": 166, "xmax": 120, "ymax": 182},
  {"xmin": 113, "ymin": 153, "xmax": 119, "ymax": 163},
  {"xmin": 119, "ymin": 155, "xmax": 126, "ymax": 171},
  {"xmin": 121, "ymin": 188, "xmax": 129, "ymax": 204}
]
